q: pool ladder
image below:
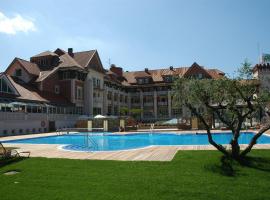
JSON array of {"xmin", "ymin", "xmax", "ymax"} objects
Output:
[
  {"xmin": 85, "ymin": 133, "xmax": 98, "ymax": 150},
  {"xmin": 150, "ymin": 124, "xmax": 155, "ymax": 133}
]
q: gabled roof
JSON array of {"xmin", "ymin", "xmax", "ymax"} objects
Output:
[
  {"xmin": 54, "ymin": 48, "xmax": 66, "ymax": 56},
  {"xmin": 35, "ymin": 51, "xmax": 86, "ymax": 82},
  {"xmin": 183, "ymin": 62, "xmax": 212, "ymax": 78},
  {"xmin": 134, "ymin": 71, "xmax": 152, "ymax": 78},
  {"xmin": 84, "ymin": 50, "xmax": 106, "ymax": 74},
  {"xmin": 58, "ymin": 53, "xmax": 84, "ymax": 70},
  {"xmin": 0, "ymin": 73, "xmax": 20, "ymax": 95},
  {"xmin": 31, "ymin": 51, "xmax": 58, "ymax": 58},
  {"xmin": 122, "ymin": 63, "xmax": 224, "ymax": 85},
  {"xmin": 6, "ymin": 58, "xmax": 40, "ymax": 77},
  {"xmin": 35, "ymin": 68, "xmax": 58, "ymax": 82},
  {"xmin": 6, "ymin": 75, "xmax": 72, "ymax": 105},
  {"xmin": 73, "ymin": 50, "xmax": 96, "ymax": 68},
  {"xmin": 207, "ymin": 69, "xmax": 225, "ymax": 79}
]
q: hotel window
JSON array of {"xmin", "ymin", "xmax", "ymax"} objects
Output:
[
  {"xmin": 62, "ymin": 71, "xmax": 70, "ymax": 79},
  {"xmin": 198, "ymin": 73, "xmax": 203, "ymax": 79},
  {"xmin": 54, "ymin": 85, "xmax": 60, "ymax": 94},
  {"xmin": 114, "ymin": 93, "xmax": 118, "ymax": 101},
  {"xmin": 131, "ymin": 97, "xmax": 140, "ymax": 104},
  {"xmin": 15, "ymin": 69, "xmax": 22, "ymax": 77},
  {"xmin": 143, "ymin": 96, "xmax": 153, "ymax": 104},
  {"xmin": 144, "ymin": 78, "xmax": 149, "ymax": 84},
  {"xmin": 114, "ymin": 106, "xmax": 118, "ymax": 115},
  {"xmin": 0, "ymin": 78, "xmax": 13, "ymax": 94},
  {"xmin": 97, "ymin": 79, "xmax": 100, "ymax": 88},
  {"xmin": 138, "ymin": 78, "xmax": 144, "ymax": 84},
  {"xmin": 143, "ymin": 109, "xmax": 154, "ymax": 118},
  {"xmin": 76, "ymin": 86, "xmax": 83, "ymax": 100},
  {"xmin": 93, "ymin": 107, "xmax": 102, "ymax": 115},
  {"xmin": 93, "ymin": 78, "xmax": 96, "ymax": 87},
  {"xmin": 107, "ymin": 91, "xmax": 112, "ymax": 100},
  {"xmin": 158, "ymin": 107, "xmax": 168, "ymax": 117},
  {"xmin": 164, "ymin": 76, "xmax": 172, "ymax": 82},
  {"xmin": 108, "ymin": 105, "xmax": 112, "ymax": 115},
  {"xmin": 120, "ymin": 95, "xmax": 123, "ymax": 102}
]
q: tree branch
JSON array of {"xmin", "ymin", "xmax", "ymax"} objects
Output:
[
  {"xmin": 240, "ymin": 123, "xmax": 270, "ymax": 156},
  {"xmin": 186, "ymin": 103, "xmax": 229, "ymax": 156}
]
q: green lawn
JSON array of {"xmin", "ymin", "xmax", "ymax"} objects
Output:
[{"xmin": 0, "ymin": 150, "xmax": 270, "ymax": 200}]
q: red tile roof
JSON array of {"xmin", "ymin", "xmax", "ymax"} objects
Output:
[
  {"xmin": 73, "ymin": 50, "xmax": 96, "ymax": 68},
  {"xmin": 58, "ymin": 53, "xmax": 84, "ymax": 70},
  {"xmin": 13, "ymin": 58, "xmax": 40, "ymax": 77},
  {"xmin": 119, "ymin": 63, "xmax": 224, "ymax": 85},
  {"xmin": 6, "ymin": 75, "xmax": 72, "ymax": 105},
  {"xmin": 31, "ymin": 51, "xmax": 58, "ymax": 58}
]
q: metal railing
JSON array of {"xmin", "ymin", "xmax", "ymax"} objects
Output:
[
  {"xmin": 56, "ymin": 127, "xmax": 104, "ymax": 135},
  {"xmin": 56, "ymin": 127, "xmax": 105, "ymax": 151}
]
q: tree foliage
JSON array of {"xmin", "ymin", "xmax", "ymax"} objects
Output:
[
  {"xmin": 172, "ymin": 61, "xmax": 270, "ymax": 159},
  {"xmin": 120, "ymin": 107, "xmax": 129, "ymax": 116},
  {"xmin": 130, "ymin": 108, "xmax": 142, "ymax": 119}
]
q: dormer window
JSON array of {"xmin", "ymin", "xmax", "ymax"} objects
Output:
[
  {"xmin": 163, "ymin": 76, "xmax": 173, "ymax": 82},
  {"xmin": 15, "ymin": 69, "xmax": 22, "ymax": 77},
  {"xmin": 138, "ymin": 78, "xmax": 144, "ymax": 84},
  {"xmin": 137, "ymin": 77, "xmax": 150, "ymax": 84}
]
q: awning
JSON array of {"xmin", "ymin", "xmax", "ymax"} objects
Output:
[
  {"xmin": 9, "ymin": 102, "xmax": 27, "ymax": 106},
  {"xmin": 94, "ymin": 114, "xmax": 106, "ymax": 119}
]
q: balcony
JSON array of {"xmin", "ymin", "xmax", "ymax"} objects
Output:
[
  {"xmin": 93, "ymin": 97, "xmax": 103, "ymax": 104},
  {"xmin": 131, "ymin": 103, "xmax": 140, "ymax": 107},
  {"xmin": 143, "ymin": 92, "xmax": 154, "ymax": 95},
  {"xmin": 158, "ymin": 102, "xmax": 168, "ymax": 106},
  {"xmin": 143, "ymin": 102, "xmax": 154, "ymax": 107},
  {"xmin": 157, "ymin": 91, "xmax": 168, "ymax": 95},
  {"xmin": 93, "ymin": 85, "xmax": 103, "ymax": 91}
]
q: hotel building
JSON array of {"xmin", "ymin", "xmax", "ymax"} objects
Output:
[{"xmin": 0, "ymin": 48, "xmax": 225, "ymax": 135}]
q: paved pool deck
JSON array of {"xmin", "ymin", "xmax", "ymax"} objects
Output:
[{"xmin": 1, "ymin": 130, "xmax": 270, "ymax": 161}]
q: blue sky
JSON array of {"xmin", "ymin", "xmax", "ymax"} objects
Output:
[{"xmin": 0, "ymin": 0, "xmax": 270, "ymax": 75}]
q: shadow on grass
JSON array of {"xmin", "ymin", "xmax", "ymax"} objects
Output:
[
  {"xmin": 205, "ymin": 155, "xmax": 270, "ymax": 177},
  {"xmin": 0, "ymin": 157, "xmax": 27, "ymax": 169},
  {"xmin": 205, "ymin": 156, "xmax": 238, "ymax": 177},
  {"xmin": 238, "ymin": 156, "xmax": 270, "ymax": 172}
]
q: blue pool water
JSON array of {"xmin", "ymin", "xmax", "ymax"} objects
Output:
[{"xmin": 2, "ymin": 132, "xmax": 270, "ymax": 151}]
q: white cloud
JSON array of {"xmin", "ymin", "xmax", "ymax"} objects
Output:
[{"xmin": 0, "ymin": 12, "xmax": 36, "ymax": 35}]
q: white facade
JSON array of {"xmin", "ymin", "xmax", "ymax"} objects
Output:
[{"xmin": 0, "ymin": 112, "xmax": 79, "ymax": 136}]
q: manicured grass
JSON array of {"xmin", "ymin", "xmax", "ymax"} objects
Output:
[{"xmin": 1, "ymin": 150, "xmax": 270, "ymax": 200}]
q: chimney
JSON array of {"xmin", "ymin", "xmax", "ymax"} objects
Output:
[
  {"xmin": 110, "ymin": 64, "xmax": 123, "ymax": 76},
  {"xmin": 145, "ymin": 68, "xmax": 149, "ymax": 73},
  {"xmin": 68, "ymin": 48, "xmax": 74, "ymax": 57},
  {"xmin": 169, "ymin": 66, "xmax": 173, "ymax": 70}
]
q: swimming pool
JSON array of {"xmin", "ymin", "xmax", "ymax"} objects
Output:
[{"xmin": 2, "ymin": 132, "xmax": 270, "ymax": 151}]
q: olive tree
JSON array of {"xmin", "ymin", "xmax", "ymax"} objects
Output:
[{"xmin": 172, "ymin": 61, "xmax": 270, "ymax": 159}]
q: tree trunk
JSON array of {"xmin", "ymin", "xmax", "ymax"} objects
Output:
[
  {"xmin": 186, "ymin": 103, "xmax": 229, "ymax": 157},
  {"xmin": 240, "ymin": 124, "xmax": 270, "ymax": 156},
  {"xmin": 230, "ymin": 139, "xmax": 240, "ymax": 159}
]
